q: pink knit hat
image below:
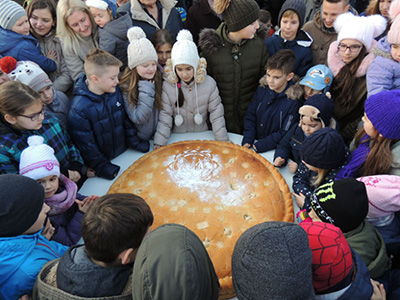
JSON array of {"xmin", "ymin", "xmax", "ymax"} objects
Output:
[
  {"xmin": 388, "ymin": 0, "xmax": 400, "ymax": 44},
  {"xmin": 357, "ymin": 175, "xmax": 400, "ymax": 219}
]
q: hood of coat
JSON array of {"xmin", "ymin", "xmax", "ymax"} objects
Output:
[
  {"xmin": 327, "ymin": 40, "xmax": 376, "ymax": 77},
  {"xmin": 374, "ymin": 36, "xmax": 393, "ymax": 60},
  {"xmin": 132, "ymin": 224, "xmax": 220, "ymax": 300}
]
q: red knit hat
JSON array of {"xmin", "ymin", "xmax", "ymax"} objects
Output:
[{"xmin": 299, "ymin": 222, "xmax": 353, "ymax": 293}]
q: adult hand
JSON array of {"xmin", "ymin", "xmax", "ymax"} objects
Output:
[{"xmin": 46, "ymin": 50, "xmax": 57, "ymax": 61}]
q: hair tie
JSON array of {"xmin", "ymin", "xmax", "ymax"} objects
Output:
[{"xmin": 177, "ymin": 83, "xmax": 181, "ymax": 89}]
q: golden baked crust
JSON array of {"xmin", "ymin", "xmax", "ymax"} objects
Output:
[{"xmin": 108, "ymin": 140, "xmax": 293, "ymax": 299}]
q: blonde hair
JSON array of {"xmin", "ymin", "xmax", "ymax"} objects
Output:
[
  {"xmin": 56, "ymin": 0, "xmax": 98, "ymax": 55},
  {"xmin": 282, "ymin": 10, "xmax": 298, "ymax": 20},
  {"xmin": 310, "ymin": 168, "xmax": 329, "ymax": 187}
]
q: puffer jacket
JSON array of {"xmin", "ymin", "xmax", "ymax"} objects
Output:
[
  {"xmin": 242, "ymin": 78, "xmax": 301, "ymax": 153},
  {"xmin": 198, "ymin": 23, "xmax": 269, "ymax": 134},
  {"xmin": 118, "ymin": 0, "xmax": 183, "ymax": 39},
  {"xmin": 98, "ymin": 12, "xmax": 132, "ymax": 67},
  {"xmin": 154, "ymin": 73, "xmax": 229, "ymax": 146},
  {"xmin": 328, "ymin": 40, "xmax": 374, "ymax": 144},
  {"xmin": 0, "ymin": 230, "xmax": 67, "ymax": 300},
  {"xmin": 344, "ymin": 220, "xmax": 388, "ymax": 280},
  {"xmin": 68, "ymin": 73, "xmax": 149, "ymax": 179},
  {"xmin": 367, "ymin": 36, "xmax": 400, "ymax": 97},
  {"xmin": 265, "ymin": 29, "xmax": 313, "ymax": 77},
  {"xmin": 47, "ymin": 89, "xmax": 70, "ymax": 129},
  {"xmin": 0, "ymin": 27, "xmax": 56, "ymax": 73},
  {"xmin": 302, "ymin": 12, "xmax": 338, "ymax": 65},
  {"xmin": 37, "ymin": 30, "xmax": 73, "ymax": 93},
  {"xmin": 123, "ymin": 80, "xmax": 160, "ymax": 141}
]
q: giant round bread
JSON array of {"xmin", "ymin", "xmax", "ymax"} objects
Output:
[{"xmin": 108, "ymin": 140, "xmax": 293, "ymax": 299}]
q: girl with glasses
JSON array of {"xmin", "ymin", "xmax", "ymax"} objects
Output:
[
  {"xmin": 327, "ymin": 12, "xmax": 386, "ymax": 144},
  {"xmin": 0, "ymin": 81, "xmax": 85, "ymax": 184}
]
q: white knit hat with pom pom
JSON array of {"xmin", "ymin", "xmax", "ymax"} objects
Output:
[
  {"xmin": 388, "ymin": 0, "xmax": 400, "ymax": 44},
  {"xmin": 171, "ymin": 29, "xmax": 200, "ymax": 72},
  {"xmin": 127, "ymin": 26, "xmax": 158, "ymax": 69},
  {"xmin": 334, "ymin": 12, "xmax": 387, "ymax": 51},
  {"xmin": 19, "ymin": 135, "xmax": 60, "ymax": 180}
]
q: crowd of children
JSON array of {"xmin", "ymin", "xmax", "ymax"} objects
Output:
[{"xmin": 0, "ymin": 0, "xmax": 400, "ymax": 298}]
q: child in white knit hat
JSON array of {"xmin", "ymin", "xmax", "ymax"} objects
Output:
[
  {"xmin": 367, "ymin": 0, "xmax": 400, "ymax": 97},
  {"xmin": 120, "ymin": 26, "xmax": 164, "ymax": 142},
  {"xmin": 0, "ymin": 56, "xmax": 69, "ymax": 128},
  {"xmin": 86, "ymin": 0, "xmax": 131, "ymax": 67},
  {"xmin": 19, "ymin": 135, "xmax": 98, "ymax": 246},
  {"xmin": 327, "ymin": 12, "xmax": 387, "ymax": 144},
  {"xmin": 153, "ymin": 29, "xmax": 229, "ymax": 148},
  {"xmin": 0, "ymin": 0, "xmax": 57, "ymax": 74}
]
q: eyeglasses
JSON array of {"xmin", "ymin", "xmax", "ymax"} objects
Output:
[
  {"xmin": 17, "ymin": 106, "xmax": 46, "ymax": 122},
  {"xmin": 337, "ymin": 43, "xmax": 363, "ymax": 52}
]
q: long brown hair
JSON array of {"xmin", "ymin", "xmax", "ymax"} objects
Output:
[
  {"xmin": 330, "ymin": 46, "xmax": 367, "ymax": 107},
  {"xmin": 24, "ymin": 0, "xmax": 57, "ymax": 40},
  {"xmin": 119, "ymin": 67, "xmax": 163, "ymax": 110},
  {"xmin": 353, "ymin": 127, "xmax": 400, "ymax": 176}
]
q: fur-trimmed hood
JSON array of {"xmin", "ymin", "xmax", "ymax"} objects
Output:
[
  {"xmin": 327, "ymin": 40, "xmax": 376, "ymax": 77},
  {"xmin": 374, "ymin": 36, "xmax": 393, "ymax": 60},
  {"xmin": 198, "ymin": 23, "xmax": 269, "ymax": 56}
]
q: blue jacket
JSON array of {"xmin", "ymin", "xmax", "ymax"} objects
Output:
[
  {"xmin": 337, "ymin": 250, "xmax": 373, "ymax": 300},
  {"xmin": 242, "ymin": 80, "xmax": 301, "ymax": 153},
  {"xmin": 68, "ymin": 74, "xmax": 149, "ymax": 179},
  {"xmin": 0, "ymin": 27, "xmax": 57, "ymax": 73},
  {"xmin": 366, "ymin": 36, "xmax": 400, "ymax": 97},
  {"xmin": 265, "ymin": 30, "xmax": 313, "ymax": 77},
  {"xmin": 274, "ymin": 124, "xmax": 305, "ymax": 165},
  {"xmin": 0, "ymin": 230, "xmax": 67, "ymax": 300}
]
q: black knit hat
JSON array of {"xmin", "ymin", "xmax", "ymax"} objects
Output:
[
  {"xmin": 214, "ymin": 0, "xmax": 260, "ymax": 32},
  {"xmin": 0, "ymin": 174, "xmax": 44, "ymax": 237},
  {"xmin": 300, "ymin": 127, "xmax": 347, "ymax": 169},
  {"xmin": 311, "ymin": 179, "xmax": 369, "ymax": 233},
  {"xmin": 232, "ymin": 222, "xmax": 315, "ymax": 299},
  {"xmin": 278, "ymin": 0, "xmax": 307, "ymax": 29}
]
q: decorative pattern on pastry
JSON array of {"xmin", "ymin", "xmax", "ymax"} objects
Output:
[{"xmin": 108, "ymin": 141, "xmax": 293, "ymax": 299}]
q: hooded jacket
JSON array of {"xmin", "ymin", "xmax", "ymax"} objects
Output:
[
  {"xmin": 367, "ymin": 36, "xmax": 400, "ymax": 97},
  {"xmin": 47, "ymin": 89, "xmax": 70, "ymax": 129},
  {"xmin": 118, "ymin": 0, "xmax": 183, "ymax": 39},
  {"xmin": 0, "ymin": 230, "xmax": 67, "ymax": 300},
  {"xmin": 33, "ymin": 250, "xmax": 132, "ymax": 300},
  {"xmin": 154, "ymin": 72, "xmax": 229, "ymax": 146},
  {"xmin": 0, "ymin": 27, "xmax": 56, "ymax": 73},
  {"xmin": 132, "ymin": 224, "xmax": 220, "ymax": 300},
  {"xmin": 68, "ymin": 73, "xmax": 149, "ymax": 179},
  {"xmin": 328, "ymin": 40, "xmax": 375, "ymax": 144},
  {"xmin": 344, "ymin": 220, "xmax": 388, "ymax": 279},
  {"xmin": 98, "ymin": 12, "xmax": 132, "ymax": 67},
  {"xmin": 198, "ymin": 23, "xmax": 269, "ymax": 134},
  {"xmin": 265, "ymin": 29, "xmax": 313, "ymax": 77},
  {"xmin": 242, "ymin": 77, "xmax": 301, "ymax": 153}
]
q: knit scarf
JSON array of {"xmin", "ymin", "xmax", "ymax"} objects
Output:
[
  {"xmin": 46, "ymin": 174, "xmax": 78, "ymax": 216},
  {"xmin": 336, "ymin": 135, "xmax": 370, "ymax": 179}
]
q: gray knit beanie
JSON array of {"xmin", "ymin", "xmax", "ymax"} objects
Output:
[
  {"xmin": 0, "ymin": 0, "xmax": 27, "ymax": 31},
  {"xmin": 214, "ymin": 0, "xmax": 260, "ymax": 32},
  {"xmin": 278, "ymin": 0, "xmax": 307, "ymax": 29},
  {"xmin": 232, "ymin": 222, "xmax": 315, "ymax": 300},
  {"xmin": 0, "ymin": 174, "xmax": 44, "ymax": 237}
]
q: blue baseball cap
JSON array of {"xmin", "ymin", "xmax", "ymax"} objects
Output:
[{"xmin": 299, "ymin": 65, "xmax": 333, "ymax": 93}]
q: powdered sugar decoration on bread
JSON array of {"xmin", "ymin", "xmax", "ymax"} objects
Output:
[{"xmin": 165, "ymin": 149, "xmax": 249, "ymax": 206}]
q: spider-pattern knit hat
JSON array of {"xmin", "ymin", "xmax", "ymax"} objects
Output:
[{"xmin": 300, "ymin": 222, "xmax": 354, "ymax": 294}]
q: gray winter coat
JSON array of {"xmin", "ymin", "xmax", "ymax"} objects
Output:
[
  {"xmin": 124, "ymin": 80, "xmax": 159, "ymax": 141},
  {"xmin": 38, "ymin": 31, "xmax": 73, "ymax": 93},
  {"xmin": 47, "ymin": 89, "xmax": 70, "ymax": 129},
  {"xmin": 154, "ymin": 74, "xmax": 229, "ymax": 146},
  {"xmin": 98, "ymin": 12, "xmax": 132, "ymax": 67}
]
